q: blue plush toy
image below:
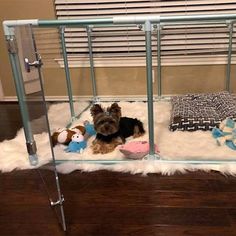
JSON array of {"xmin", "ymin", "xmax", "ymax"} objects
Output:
[
  {"xmin": 84, "ymin": 120, "xmax": 96, "ymax": 140},
  {"xmin": 212, "ymin": 118, "xmax": 236, "ymax": 150},
  {"xmin": 64, "ymin": 133, "xmax": 87, "ymax": 153}
]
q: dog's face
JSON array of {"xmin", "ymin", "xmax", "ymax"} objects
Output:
[{"xmin": 90, "ymin": 103, "xmax": 121, "ymax": 136}]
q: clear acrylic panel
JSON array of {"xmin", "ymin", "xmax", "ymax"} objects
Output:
[{"xmin": 14, "ymin": 25, "xmax": 66, "ymax": 230}]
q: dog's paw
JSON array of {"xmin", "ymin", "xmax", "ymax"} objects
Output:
[
  {"xmin": 133, "ymin": 125, "xmax": 145, "ymax": 138},
  {"xmin": 92, "ymin": 143, "xmax": 101, "ymax": 154}
]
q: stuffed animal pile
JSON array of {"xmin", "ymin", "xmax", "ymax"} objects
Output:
[
  {"xmin": 51, "ymin": 125, "xmax": 86, "ymax": 146},
  {"xmin": 51, "ymin": 120, "xmax": 96, "ymax": 153},
  {"xmin": 212, "ymin": 118, "xmax": 236, "ymax": 150}
]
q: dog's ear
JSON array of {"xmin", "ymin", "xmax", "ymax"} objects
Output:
[
  {"xmin": 90, "ymin": 104, "xmax": 104, "ymax": 117},
  {"xmin": 108, "ymin": 103, "xmax": 121, "ymax": 117}
]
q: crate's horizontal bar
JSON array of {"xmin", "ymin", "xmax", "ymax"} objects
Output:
[
  {"xmin": 55, "ymin": 159, "xmax": 236, "ymax": 165},
  {"xmin": 3, "ymin": 19, "xmax": 38, "ymax": 35},
  {"xmin": 3, "ymin": 14, "xmax": 236, "ymax": 35},
  {"xmin": 40, "ymin": 14, "xmax": 236, "ymax": 26}
]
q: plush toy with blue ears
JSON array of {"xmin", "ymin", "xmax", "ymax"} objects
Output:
[
  {"xmin": 83, "ymin": 120, "xmax": 96, "ymax": 140},
  {"xmin": 212, "ymin": 118, "xmax": 236, "ymax": 150}
]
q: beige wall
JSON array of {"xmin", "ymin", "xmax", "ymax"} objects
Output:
[
  {"xmin": 1, "ymin": 0, "xmax": 235, "ymax": 98},
  {"xmin": 43, "ymin": 65, "xmax": 236, "ymax": 96},
  {"xmin": 0, "ymin": 0, "xmax": 56, "ymax": 97}
]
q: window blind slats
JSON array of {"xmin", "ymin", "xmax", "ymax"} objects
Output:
[
  {"xmin": 66, "ymin": 44, "xmax": 234, "ymax": 52},
  {"xmin": 57, "ymin": 9, "xmax": 236, "ymax": 19},
  {"xmin": 56, "ymin": 0, "xmax": 236, "ymax": 10},
  {"xmin": 59, "ymin": 48, "xmax": 233, "ymax": 57},
  {"xmin": 55, "ymin": 0, "xmax": 236, "ymax": 5},
  {"xmin": 57, "ymin": 5, "xmax": 236, "ymax": 16},
  {"xmin": 64, "ymin": 24, "xmax": 235, "ymax": 31},
  {"xmin": 65, "ymin": 34, "xmax": 234, "ymax": 43},
  {"xmin": 53, "ymin": 0, "xmax": 236, "ymax": 66},
  {"xmin": 55, "ymin": 0, "xmax": 151, "ymax": 3}
]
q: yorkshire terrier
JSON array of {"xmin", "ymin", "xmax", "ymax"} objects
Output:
[{"xmin": 90, "ymin": 102, "xmax": 145, "ymax": 154}]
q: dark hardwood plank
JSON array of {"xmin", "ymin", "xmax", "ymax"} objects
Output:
[
  {"xmin": 0, "ymin": 205, "xmax": 60, "ymax": 224},
  {"xmin": 0, "ymin": 224, "xmax": 64, "ymax": 236},
  {"xmin": 63, "ymin": 205, "xmax": 230, "ymax": 226},
  {"xmin": 0, "ymin": 102, "xmax": 23, "ymax": 141},
  {"xmin": 58, "ymin": 171, "xmax": 217, "ymax": 192},
  {"xmin": 65, "ymin": 224, "xmax": 236, "ymax": 236},
  {"xmin": 62, "ymin": 190, "xmax": 236, "ymax": 208}
]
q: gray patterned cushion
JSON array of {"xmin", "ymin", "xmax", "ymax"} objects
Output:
[{"xmin": 169, "ymin": 91, "xmax": 236, "ymax": 131}]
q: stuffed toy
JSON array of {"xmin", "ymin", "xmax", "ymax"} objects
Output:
[
  {"xmin": 51, "ymin": 125, "xmax": 86, "ymax": 146},
  {"xmin": 83, "ymin": 120, "xmax": 96, "ymax": 140},
  {"xmin": 212, "ymin": 118, "xmax": 236, "ymax": 150},
  {"xmin": 119, "ymin": 141, "xmax": 159, "ymax": 159},
  {"xmin": 64, "ymin": 133, "xmax": 87, "ymax": 153}
]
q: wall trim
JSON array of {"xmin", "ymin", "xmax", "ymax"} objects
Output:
[
  {"xmin": 2, "ymin": 95, "xmax": 151, "ymax": 102},
  {"xmin": 55, "ymin": 55, "xmax": 236, "ymax": 68},
  {"xmin": 0, "ymin": 80, "xmax": 4, "ymax": 100},
  {"xmin": 4, "ymin": 93, "xmax": 235, "ymax": 103}
]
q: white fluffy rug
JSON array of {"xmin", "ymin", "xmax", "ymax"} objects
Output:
[{"xmin": 1, "ymin": 100, "xmax": 236, "ymax": 175}]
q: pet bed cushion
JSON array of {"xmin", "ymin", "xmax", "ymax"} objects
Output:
[{"xmin": 169, "ymin": 91, "xmax": 236, "ymax": 131}]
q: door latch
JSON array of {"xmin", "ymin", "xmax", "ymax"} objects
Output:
[{"xmin": 24, "ymin": 54, "xmax": 43, "ymax": 73}]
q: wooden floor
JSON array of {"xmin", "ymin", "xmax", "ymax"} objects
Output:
[{"xmin": 1, "ymin": 102, "xmax": 236, "ymax": 236}]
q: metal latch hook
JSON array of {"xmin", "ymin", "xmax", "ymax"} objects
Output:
[{"xmin": 24, "ymin": 54, "xmax": 43, "ymax": 73}]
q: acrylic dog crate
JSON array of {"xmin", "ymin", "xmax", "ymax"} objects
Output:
[{"xmin": 3, "ymin": 14, "xmax": 236, "ymax": 230}]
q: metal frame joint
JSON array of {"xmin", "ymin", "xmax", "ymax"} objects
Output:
[
  {"xmin": 60, "ymin": 26, "xmax": 66, "ymax": 34},
  {"xmin": 92, "ymin": 96, "xmax": 100, "ymax": 104},
  {"xmin": 143, "ymin": 153, "xmax": 160, "ymax": 160},
  {"xmin": 50, "ymin": 195, "xmax": 65, "ymax": 207},
  {"xmin": 7, "ymin": 36, "xmax": 18, "ymax": 54},
  {"xmin": 226, "ymin": 20, "xmax": 234, "ymax": 31},
  {"xmin": 144, "ymin": 20, "xmax": 152, "ymax": 32},
  {"xmin": 26, "ymin": 141, "xmax": 37, "ymax": 155},
  {"xmin": 87, "ymin": 25, "xmax": 93, "ymax": 33}
]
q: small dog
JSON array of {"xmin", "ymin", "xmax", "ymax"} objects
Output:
[{"xmin": 90, "ymin": 102, "xmax": 145, "ymax": 154}]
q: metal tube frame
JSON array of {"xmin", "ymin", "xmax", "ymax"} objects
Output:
[
  {"xmin": 7, "ymin": 35, "xmax": 38, "ymax": 166},
  {"xmin": 3, "ymin": 13, "xmax": 236, "ymax": 164},
  {"xmin": 157, "ymin": 24, "xmax": 162, "ymax": 98},
  {"xmin": 144, "ymin": 21, "xmax": 158, "ymax": 159},
  {"xmin": 55, "ymin": 159, "xmax": 236, "ymax": 164},
  {"xmin": 86, "ymin": 26, "xmax": 98, "ymax": 102},
  {"xmin": 60, "ymin": 26, "xmax": 75, "ymax": 121},
  {"xmin": 226, "ymin": 21, "xmax": 234, "ymax": 92}
]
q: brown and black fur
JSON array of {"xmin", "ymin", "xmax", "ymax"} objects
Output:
[{"xmin": 90, "ymin": 103, "xmax": 145, "ymax": 154}]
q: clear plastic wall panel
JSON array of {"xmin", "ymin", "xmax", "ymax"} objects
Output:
[{"xmin": 14, "ymin": 25, "xmax": 66, "ymax": 230}]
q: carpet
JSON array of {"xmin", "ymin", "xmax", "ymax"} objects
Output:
[{"xmin": 1, "ymin": 100, "xmax": 236, "ymax": 175}]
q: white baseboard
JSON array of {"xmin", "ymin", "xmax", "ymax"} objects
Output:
[
  {"xmin": 2, "ymin": 95, "xmax": 151, "ymax": 102},
  {"xmin": 0, "ymin": 80, "xmax": 4, "ymax": 100}
]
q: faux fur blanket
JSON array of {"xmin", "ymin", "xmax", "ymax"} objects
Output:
[{"xmin": 1, "ymin": 101, "xmax": 236, "ymax": 175}]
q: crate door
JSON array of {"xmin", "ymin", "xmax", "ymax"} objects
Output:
[{"xmin": 14, "ymin": 25, "xmax": 66, "ymax": 231}]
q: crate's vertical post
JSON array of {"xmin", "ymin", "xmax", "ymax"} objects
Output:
[
  {"xmin": 86, "ymin": 26, "xmax": 98, "ymax": 102},
  {"xmin": 226, "ymin": 21, "xmax": 234, "ymax": 93},
  {"xmin": 6, "ymin": 33, "xmax": 38, "ymax": 166},
  {"xmin": 60, "ymin": 26, "xmax": 75, "ymax": 120},
  {"xmin": 144, "ymin": 20, "xmax": 158, "ymax": 159},
  {"xmin": 157, "ymin": 24, "xmax": 162, "ymax": 98}
]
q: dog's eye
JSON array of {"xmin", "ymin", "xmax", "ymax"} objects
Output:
[{"xmin": 98, "ymin": 120, "xmax": 105, "ymax": 125}]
